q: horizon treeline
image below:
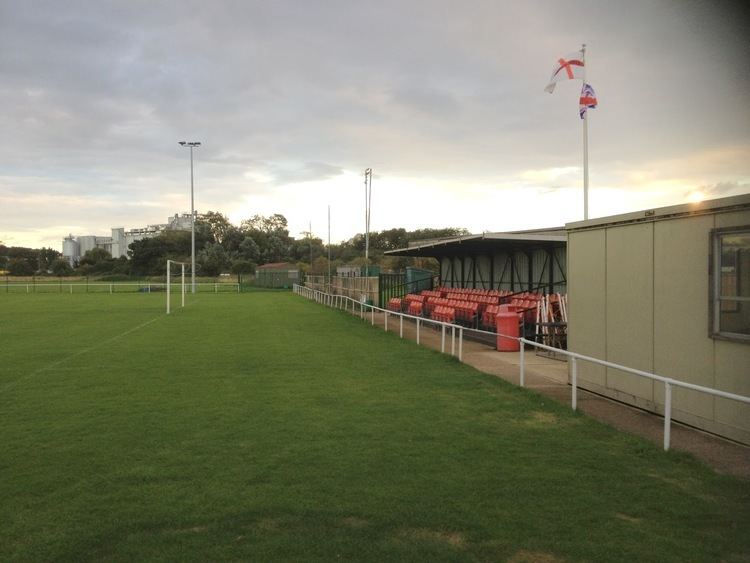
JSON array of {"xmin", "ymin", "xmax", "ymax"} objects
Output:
[{"xmin": 0, "ymin": 211, "xmax": 468, "ymax": 278}]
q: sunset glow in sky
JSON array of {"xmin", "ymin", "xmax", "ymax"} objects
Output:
[{"xmin": 1, "ymin": 1, "xmax": 748, "ymax": 248}]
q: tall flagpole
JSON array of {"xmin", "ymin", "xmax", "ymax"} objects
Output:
[{"xmin": 581, "ymin": 43, "xmax": 589, "ymax": 220}]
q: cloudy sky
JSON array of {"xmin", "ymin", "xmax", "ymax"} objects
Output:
[{"xmin": 1, "ymin": 0, "xmax": 748, "ymax": 249}]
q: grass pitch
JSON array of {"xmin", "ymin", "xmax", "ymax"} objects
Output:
[{"xmin": 1, "ymin": 292, "xmax": 748, "ymax": 562}]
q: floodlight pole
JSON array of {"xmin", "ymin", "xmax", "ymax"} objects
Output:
[
  {"xmin": 363, "ymin": 168, "xmax": 373, "ymax": 305},
  {"xmin": 179, "ymin": 141, "xmax": 201, "ymax": 293},
  {"xmin": 364, "ymin": 168, "xmax": 372, "ymax": 272}
]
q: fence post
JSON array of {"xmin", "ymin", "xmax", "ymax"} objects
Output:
[
  {"xmin": 571, "ymin": 357, "xmax": 578, "ymax": 411},
  {"xmin": 371, "ymin": 305, "xmax": 374, "ymax": 325},
  {"xmin": 400, "ymin": 315, "xmax": 403, "ymax": 338},
  {"xmin": 451, "ymin": 326, "xmax": 455, "ymax": 356},
  {"xmin": 385, "ymin": 311, "xmax": 388, "ymax": 332},
  {"xmin": 416, "ymin": 318, "xmax": 420, "ymax": 345},
  {"xmin": 664, "ymin": 382, "xmax": 672, "ymax": 451},
  {"xmin": 519, "ymin": 339, "xmax": 525, "ymax": 387},
  {"xmin": 459, "ymin": 327, "xmax": 463, "ymax": 362},
  {"xmin": 441, "ymin": 325, "xmax": 446, "ymax": 353}
]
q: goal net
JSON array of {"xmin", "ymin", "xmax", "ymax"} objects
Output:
[{"xmin": 166, "ymin": 259, "xmax": 189, "ymax": 314}]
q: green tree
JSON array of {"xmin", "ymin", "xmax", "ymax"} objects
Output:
[
  {"xmin": 197, "ymin": 211, "xmax": 233, "ymax": 245},
  {"xmin": 51, "ymin": 258, "xmax": 74, "ymax": 276},
  {"xmin": 8, "ymin": 257, "xmax": 35, "ymax": 276},
  {"xmin": 128, "ymin": 231, "xmax": 194, "ymax": 276},
  {"xmin": 241, "ymin": 213, "xmax": 289, "ymax": 235},
  {"xmin": 38, "ymin": 247, "xmax": 61, "ymax": 272},
  {"xmin": 221, "ymin": 226, "xmax": 245, "ymax": 254},
  {"xmin": 311, "ymin": 256, "xmax": 331, "ymax": 275},
  {"xmin": 79, "ymin": 247, "xmax": 112, "ymax": 266},
  {"xmin": 262, "ymin": 234, "xmax": 288, "ymax": 264},
  {"xmin": 197, "ymin": 243, "xmax": 231, "ymax": 276},
  {"xmin": 231, "ymin": 259, "xmax": 256, "ymax": 275},
  {"xmin": 238, "ymin": 236, "xmax": 261, "ymax": 262},
  {"xmin": 407, "ymin": 227, "xmax": 469, "ymax": 242}
]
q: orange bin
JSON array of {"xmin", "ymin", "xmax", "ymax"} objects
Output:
[{"xmin": 496, "ymin": 312, "xmax": 520, "ymax": 352}]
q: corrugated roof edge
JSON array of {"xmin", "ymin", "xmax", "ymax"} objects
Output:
[{"xmin": 385, "ymin": 229, "xmax": 566, "ymax": 255}]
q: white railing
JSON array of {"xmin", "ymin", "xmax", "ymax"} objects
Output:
[
  {"xmin": 294, "ymin": 284, "xmax": 750, "ymax": 451},
  {"xmin": 2, "ymin": 282, "xmax": 240, "ymax": 294}
]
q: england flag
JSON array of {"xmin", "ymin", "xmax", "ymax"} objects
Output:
[{"xmin": 544, "ymin": 50, "xmax": 585, "ymax": 93}]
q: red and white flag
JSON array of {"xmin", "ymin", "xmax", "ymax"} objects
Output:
[{"xmin": 544, "ymin": 50, "xmax": 585, "ymax": 93}]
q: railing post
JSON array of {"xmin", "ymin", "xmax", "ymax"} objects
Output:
[
  {"xmin": 441, "ymin": 325, "xmax": 446, "ymax": 353},
  {"xmin": 371, "ymin": 305, "xmax": 374, "ymax": 325},
  {"xmin": 416, "ymin": 318, "xmax": 420, "ymax": 345},
  {"xmin": 385, "ymin": 311, "xmax": 388, "ymax": 332},
  {"xmin": 459, "ymin": 327, "xmax": 463, "ymax": 362},
  {"xmin": 571, "ymin": 357, "xmax": 578, "ymax": 411},
  {"xmin": 664, "ymin": 382, "xmax": 672, "ymax": 451},
  {"xmin": 519, "ymin": 339, "xmax": 525, "ymax": 387},
  {"xmin": 451, "ymin": 326, "xmax": 455, "ymax": 356},
  {"xmin": 400, "ymin": 315, "xmax": 403, "ymax": 338}
]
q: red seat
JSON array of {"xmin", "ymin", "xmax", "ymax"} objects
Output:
[
  {"xmin": 408, "ymin": 301, "xmax": 423, "ymax": 316},
  {"xmin": 387, "ymin": 298, "xmax": 402, "ymax": 312}
]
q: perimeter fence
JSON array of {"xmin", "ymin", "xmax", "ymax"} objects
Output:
[{"xmin": 3, "ymin": 281, "xmax": 239, "ymax": 294}]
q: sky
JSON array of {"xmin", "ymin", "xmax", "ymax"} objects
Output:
[{"xmin": 1, "ymin": 0, "xmax": 749, "ymax": 249}]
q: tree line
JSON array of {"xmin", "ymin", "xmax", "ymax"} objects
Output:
[{"xmin": 0, "ymin": 212, "xmax": 468, "ymax": 278}]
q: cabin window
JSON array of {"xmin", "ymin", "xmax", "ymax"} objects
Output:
[{"xmin": 711, "ymin": 227, "xmax": 750, "ymax": 341}]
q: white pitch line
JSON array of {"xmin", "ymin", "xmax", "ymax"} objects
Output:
[{"xmin": 0, "ymin": 315, "xmax": 163, "ymax": 394}]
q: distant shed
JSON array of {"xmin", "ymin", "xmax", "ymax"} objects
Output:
[{"xmin": 255, "ymin": 262, "xmax": 300, "ymax": 289}]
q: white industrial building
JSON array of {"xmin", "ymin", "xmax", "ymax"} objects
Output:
[{"xmin": 62, "ymin": 213, "xmax": 194, "ymax": 266}]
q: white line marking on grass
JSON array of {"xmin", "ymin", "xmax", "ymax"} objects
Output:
[{"xmin": 0, "ymin": 316, "xmax": 162, "ymax": 394}]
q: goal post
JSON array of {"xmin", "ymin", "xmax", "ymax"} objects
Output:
[{"xmin": 166, "ymin": 259, "xmax": 189, "ymax": 314}]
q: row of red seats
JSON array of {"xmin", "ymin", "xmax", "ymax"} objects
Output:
[
  {"xmin": 420, "ymin": 290, "xmax": 442, "ymax": 299},
  {"xmin": 404, "ymin": 293, "xmax": 424, "ymax": 305},
  {"xmin": 438, "ymin": 287, "xmax": 510, "ymax": 297},
  {"xmin": 424, "ymin": 296, "xmax": 450, "ymax": 315}
]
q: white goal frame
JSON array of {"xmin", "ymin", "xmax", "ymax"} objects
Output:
[{"xmin": 166, "ymin": 259, "xmax": 189, "ymax": 314}]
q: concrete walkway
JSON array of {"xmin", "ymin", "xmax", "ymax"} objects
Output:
[{"xmin": 358, "ymin": 308, "xmax": 750, "ymax": 479}]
